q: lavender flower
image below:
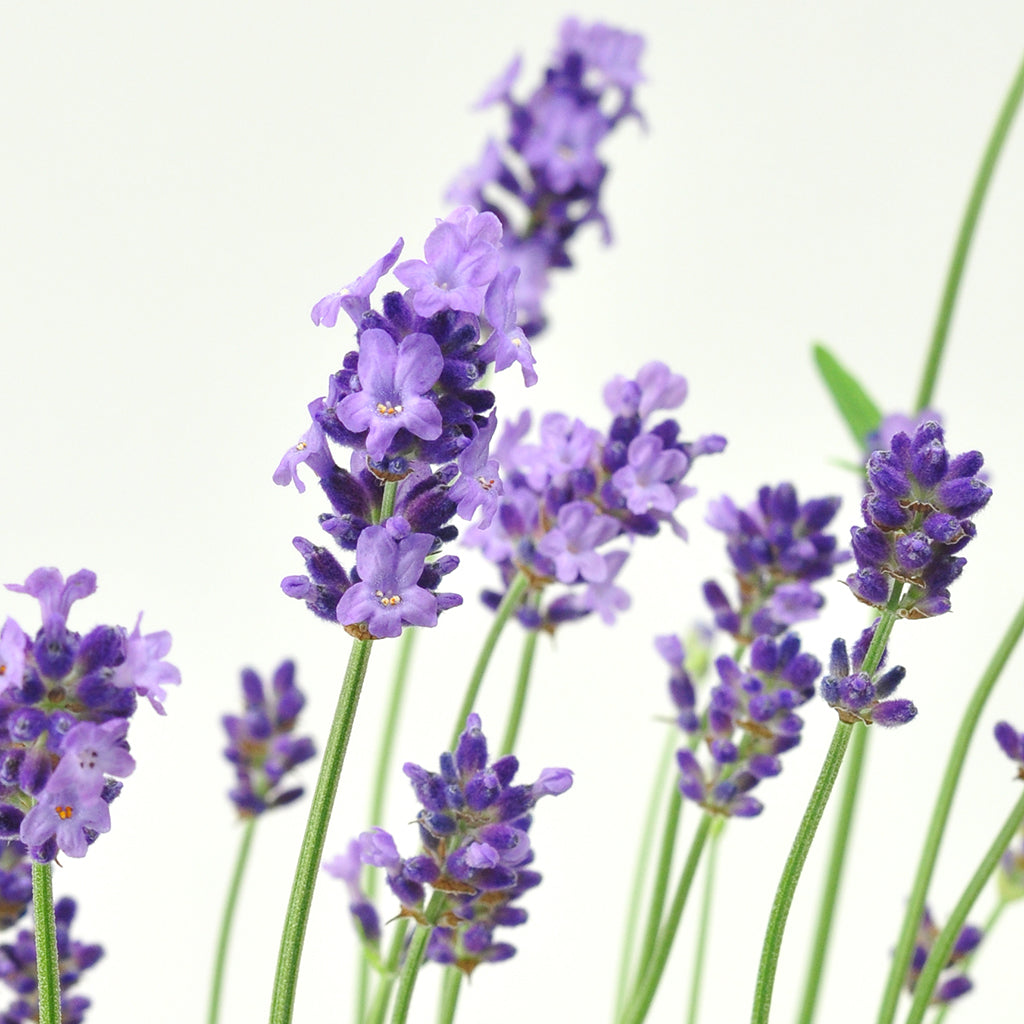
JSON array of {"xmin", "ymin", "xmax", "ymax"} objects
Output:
[
  {"xmin": 994, "ymin": 720, "xmax": 1024, "ymax": 779},
  {"xmin": 847, "ymin": 421, "xmax": 991, "ymax": 618},
  {"xmin": 323, "ymin": 840, "xmax": 381, "ymax": 947},
  {"xmin": 448, "ymin": 19, "xmax": 644, "ymax": 337},
  {"xmin": 819, "ymin": 623, "xmax": 915, "ymax": 727},
  {"xmin": 338, "ymin": 714, "xmax": 571, "ymax": 973},
  {"xmin": 465, "ymin": 361, "xmax": 725, "ymax": 631},
  {"xmin": 0, "ymin": 896, "xmax": 102, "ymax": 1024},
  {"xmin": 0, "ymin": 569, "xmax": 178, "ymax": 862},
  {"xmin": 222, "ymin": 660, "xmax": 315, "ymax": 817},
  {"xmin": 903, "ymin": 906, "xmax": 982, "ymax": 1006}
]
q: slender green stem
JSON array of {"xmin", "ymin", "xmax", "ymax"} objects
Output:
[
  {"xmin": 632, "ymin": 787, "xmax": 684, "ymax": 990},
  {"xmin": 390, "ymin": 891, "xmax": 447, "ymax": 1024},
  {"xmin": 613, "ymin": 728, "xmax": 679, "ymax": 1020},
  {"xmin": 686, "ymin": 817, "xmax": 724, "ymax": 1024},
  {"xmin": 904, "ymin": 789, "xmax": 1024, "ymax": 1024},
  {"xmin": 499, "ymin": 617, "xmax": 540, "ymax": 756},
  {"xmin": 437, "ymin": 968, "xmax": 462, "ymax": 1024},
  {"xmin": 932, "ymin": 899, "xmax": 1008, "ymax": 1024},
  {"xmin": 269, "ymin": 636, "xmax": 374, "ymax": 1024},
  {"xmin": 359, "ymin": 628, "xmax": 418, "ymax": 1022},
  {"xmin": 208, "ymin": 817, "xmax": 258, "ymax": 1024},
  {"xmin": 620, "ymin": 813, "xmax": 714, "ymax": 1024},
  {"xmin": 875, "ymin": 594, "xmax": 1024, "ymax": 1024},
  {"xmin": 379, "ymin": 480, "xmax": 398, "ymax": 520},
  {"xmin": 364, "ymin": 919, "xmax": 410, "ymax": 1024},
  {"xmin": 449, "ymin": 571, "xmax": 531, "ymax": 747},
  {"xmin": 32, "ymin": 861, "xmax": 60, "ymax": 1024},
  {"xmin": 794, "ymin": 723, "xmax": 870, "ymax": 1024},
  {"xmin": 915, "ymin": 47, "xmax": 1024, "ymax": 412},
  {"xmin": 750, "ymin": 720, "xmax": 856, "ymax": 1024}
]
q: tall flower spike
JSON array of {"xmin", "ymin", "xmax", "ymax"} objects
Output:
[
  {"xmin": 341, "ymin": 713, "xmax": 571, "ymax": 974},
  {"xmin": 1, "ymin": 568, "xmax": 178, "ymax": 862}
]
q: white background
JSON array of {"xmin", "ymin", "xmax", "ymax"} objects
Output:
[{"xmin": 3, "ymin": 2, "xmax": 1024, "ymax": 1022}]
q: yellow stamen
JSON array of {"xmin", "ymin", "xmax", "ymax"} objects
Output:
[
  {"xmin": 375, "ymin": 402, "xmax": 404, "ymax": 417},
  {"xmin": 56, "ymin": 805, "xmax": 74, "ymax": 821}
]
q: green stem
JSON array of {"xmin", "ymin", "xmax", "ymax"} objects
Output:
[
  {"xmin": 619, "ymin": 813, "xmax": 714, "ymax": 1024},
  {"xmin": 32, "ymin": 861, "xmax": 60, "ymax": 1024},
  {"xmin": 499, "ymin": 616, "xmax": 540, "ymax": 756},
  {"xmin": 915, "ymin": 47, "xmax": 1024, "ymax": 412},
  {"xmin": 269, "ymin": 636, "xmax": 375, "ymax": 1024},
  {"xmin": 359, "ymin": 628, "xmax": 418, "ymax": 1022},
  {"xmin": 686, "ymin": 817, "xmax": 724, "ymax": 1024},
  {"xmin": 932, "ymin": 899, "xmax": 1008, "ymax": 1024},
  {"xmin": 363, "ymin": 919, "xmax": 410, "ymax": 1024},
  {"xmin": 904, "ymin": 789, "xmax": 1024, "ymax": 1024},
  {"xmin": 208, "ymin": 817, "xmax": 258, "ymax": 1024},
  {"xmin": 750, "ymin": 720, "xmax": 856, "ymax": 1024},
  {"xmin": 794, "ymin": 723, "xmax": 871, "ymax": 1024},
  {"xmin": 875, "ymin": 594, "xmax": 1024, "ymax": 1024},
  {"xmin": 390, "ymin": 891, "xmax": 447, "ymax": 1024},
  {"xmin": 613, "ymin": 728, "xmax": 679, "ymax": 1020},
  {"xmin": 449, "ymin": 571, "xmax": 531, "ymax": 747},
  {"xmin": 437, "ymin": 968, "xmax": 462, "ymax": 1024}
]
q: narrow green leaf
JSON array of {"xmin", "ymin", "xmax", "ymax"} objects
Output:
[{"xmin": 812, "ymin": 343, "xmax": 883, "ymax": 448}]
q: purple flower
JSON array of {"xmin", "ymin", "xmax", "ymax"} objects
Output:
[
  {"xmin": 481, "ymin": 267, "xmax": 537, "ymax": 386},
  {"xmin": 611, "ymin": 433, "xmax": 690, "ymax": 516},
  {"xmin": 273, "ymin": 398, "xmax": 333, "ymax": 493},
  {"xmin": 110, "ymin": 613, "xmax": 180, "ymax": 715},
  {"xmin": 54, "ymin": 720, "xmax": 136, "ymax": 785},
  {"xmin": 5, "ymin": 568, "xmax": 97, "ymax": 637},
  {"xmin": 447, "ymin": 412, "xmax": 503, "ymax": 528},
  {"xmin": 336, "ymin": 330, "xmax": 444, "ymax": 461},
  {"xmin": 536, "ymin": 501, "xmax": 619, "ymax": 583},
  {"xmin": 311, "ymin": 237, "xmax": 404, "ymax": 328},
  {"xmin": 335, "ymin": 519, "xmax": 443, "ymax": 638},
  {"xmin": 0, "ymin": 618, "xmax": 27, "ymax": 694},
  {"xmin": 20, "ymin": 774, "xmax": 111, "ymax": 860}
]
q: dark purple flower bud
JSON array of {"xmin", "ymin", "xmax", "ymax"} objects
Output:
[
  {"xmin": 872, "ymin": 699, "xmax": 918, "ymax": 727},
  {"xmin": 455, "ymin": 713, "xmax": 488, "ymax": 775}
]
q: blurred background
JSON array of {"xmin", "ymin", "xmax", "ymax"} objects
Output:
[{"xmin": 3, "ymin": 1, "xmax": 1024, "ymax": 1021}]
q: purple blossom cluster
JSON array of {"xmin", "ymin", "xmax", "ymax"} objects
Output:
[
  {"xmin": 662, "ymin": 482, "xmax": 849, "ymax": 816},
  {"xmin": 847, "ymin": 421, "xmax": 991, "ymax": 618},
  {"xmin": 448, "ymin": 18, "xmax": 644, "ymax": 336},
  {"xmin": 0, "ymin": 896, "xmax": 102, "ymax": 1024},
  {"xmin": 222, "ymin": 661, "xmax": 315, "ymax": 817},
  {"xmin": 904, "ymin": 907, "xmax": 982, "ymax": 1006},
  {"xmin": 0, "ymin": 569, "xmax": 178, "ymax": 863},
  {"xmin": 338, "ymin": 714, "xmax": 571, "ymax": 974},
  {"xmin": 702, "ymin": 483, "xmax": 848, "ymax": 642},
  {"xmin": 465, "ymin": 361, "xmax": 725, "ymax": 630},
  {"xmin": 667, "ymin": 633, "xmax": 821, "ymax": 817},
  {"xmin": 819, "ymin": 623, "xmax": 915, "ymax": 727},
  {"xmin": 277, "ymin": 208, "xmax": 540, "ymax": 639}
]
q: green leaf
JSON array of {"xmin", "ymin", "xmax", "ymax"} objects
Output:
[{"xmin": 812, "ymin": 343, "xmax": 884, "ymax": 449}]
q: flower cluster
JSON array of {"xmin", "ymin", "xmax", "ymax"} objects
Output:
[
  {"xmin": 448, "ymin": 18, "xmax": 644, "ymax": 336},
  {"xmin": 0, "ymin": 568, "xmax": 178, "ymax": 863},
  {"xmin": 904, "ymin": 906, "xmax": 982, "ymax": 1006},
  {"xmin": 847, "ymin": 420, "xmax": 991, "ymax": 618},
  {"xmin": 0, "ymin": 896, "xmax": 102, "ymax": 1024},
  {"xmin": 669, "ymin": 633, "xmax": 821, "ymax": 817},
  {"xmin": 819, "ymin": 623, "xmax": 915, "ymax": 727},
  {"xmin": 343, "ymin": 714, "xmax": 571, "ymax": 973},
  {"xmin": 277, "ymin": 207, "xmax": 539, "ymax": 639},
  {"xmin": 702, "ymin": 483, "xmax": 848, "ymax": 641},
  {"xmin": 466, "ymin": 361, "xmax": 725, "ymax": 630},
  {"xmin": 222, "ymin": 660, "xmax": 315, "ymax": 817}
]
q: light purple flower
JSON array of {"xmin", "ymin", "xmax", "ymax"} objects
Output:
[
  {"xmin": 311, "ymin": 238, "xmax": 404, "ymax": 327},
  {"xmin": 481, "ymin": 267, "xmax": 538, "ymax": 386},
  {"xmin": 6, "ymin": 568, "xmax": 97, "ymax": 636},
  {"xmin": 448, "ymin": 412, "xmax": 503, "ymax": 528},
  {"xmin": 20, "ymin": 774, "xmax": 112, "ymax": 859},
  {"xmin": 611, "ymin": 433, "xmax": 690, "ymax": 515},
  {"xmin": 273, "ymin": 398, "xmax": 332, "ymax": 493},
  {"xmin": 558, "ymin": 18, "xmax": 646, "ymax": 89},
  {"xmin": 536, "ymin": 501, "xmax": 618, "ymax": 583},
  {"xmin": 110, "ymin": 613, "xmax": 180, "ymax": 715},
  {"xmin": 581, "ymin": 549, "xmax": 631, "ymax": 624},
  {"xmin": 532, "ymin": 767, "xmax": 574, "ymax": 798},
  {"xmin": 393, "ymin": 207, "xmax": 502, "ymax": 317},
  {"xmin": 0, "ymin": 617, "xmax": 27, "ymax": 694},
  {"xmin": 359, "ymin": 827, "xmax": 402, "ymax": 871},
  {"xmin": 335, "ymin": 520, "xmax": 441, "ymax": 638},
  {"xmin": 337, "ymin": 329, "xmax": 444, "ymax": 461},
  {"xmin": 55, "ymin": 720, "xmax": 136, "ymax": 785}
]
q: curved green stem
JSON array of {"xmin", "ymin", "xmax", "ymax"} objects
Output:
[
  {"xmin": 208, "ymin": 817, "xmax": 258, "ymax": 1024},
  {"xmin": 437, "ymin": 967, "xmax": 462, "ymax": 1024},
  {"xmin": 358, "ymin": 628, "xmax": 418, "ymax": 1022},
  {"xmin": 613, "ymin": 728, "xmax": 679, "ymax": 1020},
  {"xmin": 498, "ymin": 614, "xmax": 540, "ymax": 756},
  {"xmin": 619, "ymin": 812, "xmax": 714, "ymax": 1024},
  {"xmin": 750, "ymin": 720, "xmax": 855, "ymax": 1024},
  {"xmin": 32, "ymin": 861, "xmax": 60, "ymax": 1024},
  {"xmin": 390, "ymin": 891, "xmax": 447, "ymax": 1024},
  {"xmin": 449, "ymin": 571, "xmax": 531, "ymax": 747},
  {"xmin": 364, "ymin": 919, "xmax": 410, "ymax": 1024},
  {"xmin": 915, "ymin": 47, "xmax": 1024, "ymax": 411},
  {"xmin": 794, "ymin": 723, "xmax": 871, "ymax": 1024},
  {"xmin": 269, "ymin": 636, "xmax": 375, "ymax": 1024},
  {"xmin": 904, "ymin": 789, "xmax": 1024, "ymax": 1024},
  {"xmin": 875, "ymin": 594, "xmax": 1024, "ymax": 1024},
  {"xmin": 686, "ymin": 817, "xmax": 724, "ymax": 1024}
]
